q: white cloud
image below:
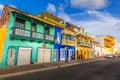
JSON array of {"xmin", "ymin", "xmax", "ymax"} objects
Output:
[
  {"xmin": 114, "ymin": 22, "xmax": 120, "ymax": 30},
  {"xmin": 47, "ymin": 3, "xmax": 56, "ymax": 13},
  {"xmin": 58, "ymin": 4, "xmax": 64, "ymax": 12},
  {"xmin": 0, "ymin": 4, "xmax": 4, "ymax": 16},
  {"xmin": 57, "ymin": 10, "xmax": 120, "ymax": 42},
  {"xmin": 70, "ymin": 0, "xmax": 108, "ymax": 10},
  {"xmin": 71, "ymin": 10, "xmax": 120, "ymax": 41},
  {"xmin": 0, "ymin": 4, "xmax": 4, "ymax": 11},
  {"xmin": 57, "ymin": 3, "xmax": 71, "ymax": 22},
  {"xmin": 87, "ymin": 10, "xmax": 116, "ymax": 22},
  {"xmin": 58, "ymin": 12, "xmax": 71, "ymax": 22}
]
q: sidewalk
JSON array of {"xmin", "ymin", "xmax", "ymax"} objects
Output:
[{"xmin": 0, "ymin": 58, "xmax": 106, "ymax": 76}]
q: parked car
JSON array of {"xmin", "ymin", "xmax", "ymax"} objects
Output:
[
  {"xmin": 118, "ymin": 54, "xmax": 120, "ymax": 57},
  {"xmin": 104, "ymin": 54, "xmax": 114, "ymax": 58}
]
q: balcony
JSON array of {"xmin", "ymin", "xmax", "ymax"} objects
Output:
[
  {"xmin": 104, "ymin": 41, "xmax": 114, "ymax": 48},
  {"xmin": 10, "ymin": 27, "xmax": 55, "ymax": 42},
  {"xmin": 62, "ymin": 39, "xmax": 75, "ymax": 46},
  {"xmin": 104, "ymin": 44, "xmax": 113, "ymax": 48},
  {"xmin": 15, "ymin": 28, "xmax": 31, "ymax": 37},
  {"xmin": 77, "ymin": 41, "xmax": 92, "ymax": 47},
  {"xmin": 45, "ymin": 35, "xmax": 54, "ymax": 41},
  {"xmin": 32, "ymin": 32, "xmax": 44, "ymax": 39},
  {"xmin": 62, "ymin": 29, "xmax": 74, "ymax": 35}
]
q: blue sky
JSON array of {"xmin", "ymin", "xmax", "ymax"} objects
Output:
[{"xmin": 0, "ymin": 0, "xmax": 120, "ymax": 43}]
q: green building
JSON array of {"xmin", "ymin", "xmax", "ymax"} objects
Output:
[{"xmin": 0, "ymin": 5, "xmax": 55, "ymax": 66}]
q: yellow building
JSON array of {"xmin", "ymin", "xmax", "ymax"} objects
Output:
[
  {"xmin": 74, "ymin": 26, "xmax": 92, "ymax": 59},
  {"xmin": 104, "ymin": 35, "xmax": 116, "ymax": 55},
  {"xmin": 61, "ymin": 27, "xmax": 75, "ymax": 46}
]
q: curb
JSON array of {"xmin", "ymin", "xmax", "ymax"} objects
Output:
[
  {"xmin": 60, "ymin": 58, "xmax": 106, "ymax": 67},
  {"xmin": 0, "ymin": 58, "xmax": 106, "ymax": 79}
]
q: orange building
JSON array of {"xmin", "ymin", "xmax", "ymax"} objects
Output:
[{"xmin": 104, "ymin": 35, "xmax": 116, "ymax": 55}]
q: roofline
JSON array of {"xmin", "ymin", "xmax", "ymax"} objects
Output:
[{"xmin": 4, "ymin": 5, "xmax": 55, "ymax": 26}]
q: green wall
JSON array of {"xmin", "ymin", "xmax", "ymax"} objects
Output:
[{"xmin": 1, "ymin": 13, "xmax": 55, "ymax": 66}]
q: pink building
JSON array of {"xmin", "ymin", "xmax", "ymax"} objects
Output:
[{"xmin": 95, "ymin": 44, "xmax": 104, "ymax": 58}]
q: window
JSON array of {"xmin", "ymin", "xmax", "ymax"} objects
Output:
[
  {"xmin": 15, "ymin": 18, "xmax": 25, "ymax": 28},
  {"xmin": 32, "ymin": 23, "xmax": 36, "ymax": 31},
  {"xmin": 66, "ymin": 35, "xmax": 70, "ymax": 40},
  {"xmin": 62, "ymin": 35, "xmax": 66, "ymax": 40},
  {"xmin": 82, "ymin": 28, "xmax": 84, "ymax": 33},
  {"xmin": 60, "ymin": 49, "xmax": 66, "ymax": 58},
  {"xmin": 57, "ymin": 32, "xmax": 61, "ymax": 40},
  {"xmin": 14, "ymin": 18, "xmax": 25, "ymax": 36},
  {"xmin": 45, "ymin": 27, "xmax": 50, "ymax": 35},
  {"xmin": 10, "ymin": 50, "xmax": 15, "ymax": 57},
  {"xmin": 70, "ymin": 36, "xmax": 74, "ymax": 41}
]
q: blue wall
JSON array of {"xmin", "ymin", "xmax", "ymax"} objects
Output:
[
  {"xmin": 54, "ymin": 27, "xmax": 75, "ymax": 61},
  {"xmin": 54, "ymin": 27, "xmax": 63, "ymax": 61}
]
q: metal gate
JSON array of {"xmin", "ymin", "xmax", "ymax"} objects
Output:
[
  {"xmin": 17, "ymin": 47, "xmax": 31, "ymax": 65},
  {"xmin": 37, "ymin": 48, "xmax": 51, "ymax": 63}
]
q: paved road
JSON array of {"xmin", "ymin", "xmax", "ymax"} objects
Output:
[{"xmin": 1, "ymin": 57, "xmax": 120, "ymax": 80}]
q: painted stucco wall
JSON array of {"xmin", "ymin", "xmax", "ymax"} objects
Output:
[
  {"xmin": 0, "ymin": 25, "xmax": 7, "ymax": 64},
  {"xmin": 54, "ymin": 27, "xmax": 75, "ymax": 61},
  {"xmin": 54, "ymin": 27, "xmax": 63, "ymax": 61},
  {"xmin": 1, "ymin": 13, "xmax": 55, "ymax": 66},
  {"xmin": 76, "ymin": 46, "xmax": 90, "ymax": 59}
]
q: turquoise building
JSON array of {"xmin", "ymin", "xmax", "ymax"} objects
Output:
[{"xmin": 0, "ymin": 5, "xmax": 55, "ymax": 66}]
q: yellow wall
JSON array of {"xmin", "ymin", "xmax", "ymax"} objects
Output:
[
  {"xmin": 104, "ymin": 36, "xmax": 116, "ymax": 54},
  {"xmin": 0, "ymin": 25, "xmax": 7, "ymax": 63},
  {"xmin": 75, "ymin": 32, "xmax": 91, "ymax": 60},
  {"xmin": 76, "ymin": 46, "xmax": 90, "ymax": 59},
  {"xmin": 104, "ymin": 47, "xmax": 114, "ymax": 54},
  {"xmin": 62, "ymin": 28, "xmax": 74, "ymax": 35}
]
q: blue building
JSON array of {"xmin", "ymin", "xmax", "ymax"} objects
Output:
[
  {"xmin": 37, "ymin": 12, "xmax": 76, "ymax": 62},
  {"xmin": 54, "ymin": 25, "xmax": 76, "ymax": 62}
]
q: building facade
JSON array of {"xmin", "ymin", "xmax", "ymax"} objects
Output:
[
  {"xmin": 104, "ymin": 36, "xmax": 116, "ymax": 55},
  {"xmin": 0, "ymin": 5, "xmax": 118, "ymax": 66},
  {"xmin": 74, "ymin": 26, "xmax": 92, "ymax": 59},
  {"xmin": 95, "ymin": 35, "xmax": 116, "ymax": 56},
  {"xmin": 0, "ymin": 5, "xmax": 55, "ymax": 66},
  {"xmin": 91, "ymin": 36, "xmax": 104, "ymax": 58},
  {"xmin": 37, "ymin": 12, "xmax": 76, "ymax": 62}
]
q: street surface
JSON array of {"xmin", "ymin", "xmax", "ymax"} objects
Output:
[{"xmin": 1, "ymin": 57, "xmax": 120, "ymax": 80}]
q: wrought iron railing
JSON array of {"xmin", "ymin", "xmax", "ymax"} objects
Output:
[
  {"xmin": 15, "ymin": 28, "xmax": 30, "ymax": 37},
  {"xmin": 11, "ymin": 27, "xmax": 54, "ymax": 42},
  {"xmin": 32, "ymin": 31, "xmax": 44, "ymax": 39},
  {"xmin": 62, "ymin": 39, "xmax": 75, "ymax": 45},
  {"xmin": 77, "ymin": 41, "xmax": 92, "ymax": 47},
  {"xmin": 45, "ymin": 34, "xmax": 54, "ymax": 41}
]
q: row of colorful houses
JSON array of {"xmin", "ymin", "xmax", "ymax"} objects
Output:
[{"xmin": 0, "ymin": 5, "xmax": 117, "ymax": 66}]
